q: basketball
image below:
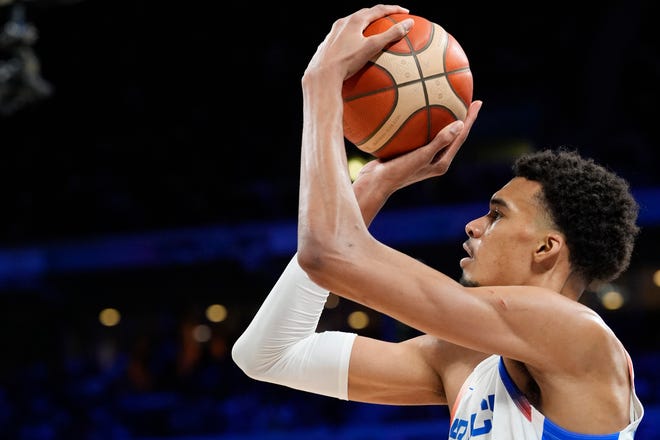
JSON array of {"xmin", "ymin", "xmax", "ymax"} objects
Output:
[{"xmin": 342, "ymin": 13, "xmax": 473, "ymax": 160}]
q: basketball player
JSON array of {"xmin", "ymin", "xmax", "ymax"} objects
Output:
[{"xmin": 232, "ymin": 4, "xmax": 644, "ymax": 438}]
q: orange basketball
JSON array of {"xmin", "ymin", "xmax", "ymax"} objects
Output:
[{"xmin": 342, "ymin": 13, "xmax": 473, "ymax": 160}]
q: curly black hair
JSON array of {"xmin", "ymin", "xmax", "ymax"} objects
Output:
[{"xmin": 513, "ymin": 148, "xmax": 640, "ymax": 285}]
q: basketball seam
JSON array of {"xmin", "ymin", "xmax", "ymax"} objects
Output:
[
  {"xmin": 393, "ymin": 14, "xmax": 434, "ymax": 145},
  {"xmin": 343, "ymin": 15, "xmax": 472, "ymax": 158},
  {"xmin": 343, "ymin": 67, "xmax": 471, "ymax": 102}
]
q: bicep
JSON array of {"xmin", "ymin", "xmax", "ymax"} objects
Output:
[{"xmin": 347, "ymin": 335, "xmax": 448, "ymax": 405}]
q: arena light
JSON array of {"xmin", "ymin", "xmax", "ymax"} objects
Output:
[
  {"xmin": 98, "ymin": 308, "xmax": 121, "ymax": 327},
  {"xmin": 347, "ymin": 155, "xmax": 369, "ymax": 182},
  {"xmin": 347, "ymin": 310, "xmax": 370, "ymax": 330},
  {"xmin": 193, "ymin": 324, "xmax": 212, "ymax": 343},
  {"xmin": 652, "ymin": 269, "xmax": 660, "ymax": 288},
  {"xmin": 596, "ymin": 283, "xmax": 627, "ymax": 311},
  {"xmin": 206, "ymin": 304, "xmax": 227, "ymax": 323},
  {"xmin": 324, "ymin": 293, "xmax": 340, "ymax": 309}
]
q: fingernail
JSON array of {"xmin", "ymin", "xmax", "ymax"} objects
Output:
[{"xmin": 450, "ymin": 120, "xmax": 464, "ymax": 134}]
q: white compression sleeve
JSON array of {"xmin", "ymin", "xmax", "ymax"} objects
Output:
[{"xmin": 231, "ymin": 254, "xmax": 357, "ymax": 400}]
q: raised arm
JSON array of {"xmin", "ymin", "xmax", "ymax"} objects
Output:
[
  {"xmin": 295, "ymin": 5, "xmax": 607, "ymax": 373},
  {"xmin": 296, "ymin": 5, "xmax": 476, "ymax": 336},
  {"xmin": 232, "ymin": 5, "xmax": 484, "ymax": 403},
  {"xmin": 231, "ymin": 97, "xmax": 480, "ymax": 404}
]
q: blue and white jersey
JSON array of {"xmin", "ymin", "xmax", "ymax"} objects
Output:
[{"xmin": 449, "ymin": 355, "xmax": 644, "ymax": 439}]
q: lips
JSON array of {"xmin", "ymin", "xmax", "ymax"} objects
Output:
[{"xmin": 463, "ymin": 241, "xmax": 473, "ymax": 258}]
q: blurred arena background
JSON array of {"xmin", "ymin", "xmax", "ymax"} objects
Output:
[{"xmin": 0, "ymin": 0, "xmax": 658, "ymax": 438}]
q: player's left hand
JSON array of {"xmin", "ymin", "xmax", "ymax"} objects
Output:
[{"xmin": 355, "ymin": 100, "xmax": 483, "ymax": 193}]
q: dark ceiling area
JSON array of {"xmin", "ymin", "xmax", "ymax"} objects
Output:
[
  {"xmin": 0, "ymin": 0, "xmax": 657, "ymax": 247},
  {"xmin": 0, "ymin": 0, "xmax": 658, "ymax": 320}
]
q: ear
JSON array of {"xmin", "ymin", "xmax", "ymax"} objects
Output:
[{"xmin": 533, "ymin": 232, "xmax": 564, "ymax": 269}]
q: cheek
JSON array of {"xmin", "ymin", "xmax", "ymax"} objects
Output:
[{"xmin": 480, "ymin": 232, "xmax": 532, "ymax": 273}]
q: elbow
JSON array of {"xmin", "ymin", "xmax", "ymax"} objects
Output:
[
  {"xmin": 297, "ymin": 227, "xmax": 370, "ymax": 290},
  {"xmin": 297, "ymin": 241, "xmax": 323, "ymax": 278},
  {"xmin": 231, "ymin": 334, "xmax": 262, "ymax": 380},
  {"xmin": 297, "ymin": 225, "xmax": 369, "ymax": 291},
  {"xmin": 231, "ymin": 334, "xmax": 286, "ymax": 384},
  {"xmin": 230, "ymin": 336, "xmax": 249, "ymax": 374},
  {"xmin": 297, "ymin": 237, "xmax": 339, "ymax": 289},
  {"xmin": 297, "ymin": 229, "xmax": 328, "ymax": 273},
  {"xmin": 297, "ymin": 214, "xmax": 367, "ymax": 277}
]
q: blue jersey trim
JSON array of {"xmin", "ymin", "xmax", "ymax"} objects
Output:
[
  {"xmin": 541, "ymin": 419, "xmax": 620, "ymax": 439},
  {"xmin": 497, "ymin": 356, "xmax": 523, "ymax": 399},
  {"xmin": 498, "ymin": 356, "xmax": 532, "ymax": 420},
  {"xmin": 498, "ymin": 357, "xmax": 621, "ymax": 439}
]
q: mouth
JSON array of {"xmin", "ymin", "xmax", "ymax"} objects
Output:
[
  {"xmin": 460, "ymin": 241, "xmax": 473, "ymax": 269},
  {"xmin": 462, "ymin": 241, "xmax": 473, "ymax": 258}
]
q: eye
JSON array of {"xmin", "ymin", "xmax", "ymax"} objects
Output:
[{"xmin": 487, "ymin": 209, "xmax": 502, "ymax": 221}]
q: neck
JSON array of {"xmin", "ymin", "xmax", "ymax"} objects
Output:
[{"xmin": 558, "ymin": 270, "xmax": 588, "ymax": 300}]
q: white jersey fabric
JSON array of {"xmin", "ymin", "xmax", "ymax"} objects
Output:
[{"xmin": 449, "ymin": 355, "xmax": 644, "ymax": 439}]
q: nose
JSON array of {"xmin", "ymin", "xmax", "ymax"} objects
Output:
[{"xmin": 465, "ymin": 217, "xmax": 483, "ymax": 238}]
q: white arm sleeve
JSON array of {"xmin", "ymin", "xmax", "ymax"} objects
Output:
[{"xmin": 231, "ymin": 254, "xmax": 357, "ymax": 400}]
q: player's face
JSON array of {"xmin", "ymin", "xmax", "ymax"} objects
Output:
[{"xmin": 459, "ymin": 177, "xmax": 554, "ymax": 287}]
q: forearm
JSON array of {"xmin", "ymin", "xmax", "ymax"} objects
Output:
[
  {"xmin": 298, "ymin": 69, "xmax": 370, "ymax": 263},
  {"xmin": 231, "ymin": 254, "xmax": 356, "ymax": 399}
]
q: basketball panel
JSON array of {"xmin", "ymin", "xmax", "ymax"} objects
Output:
[
  {"xmin": 373, "ymin": 109, "xmax": 431, "ymax": 159},
  {"xmin": 445, "ymin": 33, "xmax": 470, "ymax": 71},
  {"xmin": 447, "ymin": 70, "xmax": 473, "ymax": 107},
  {"xmin": 429, "ymin": 106, "xmax": 460, "ymax": 137},
  {"xmin": 425, "ymin": 75, "xmax": 468, "ymax": 120},
  {"xmin": 357, "ymin": 81, "xmax": 427, "ymax": 153},
  {"xmin": 416, "ymin": 24, "xmax": 449, "ymax": 78},
  {"xmin": 343, "ymin": 63, "xmax": 397, "ymax": 100},
  {"xmin": 373, "ymin": 52, "xmax": 421, "ymax": 86},
  {"xmin": 344, "ymin": 89, "xmax": 397, "ymax": 145},
  {"xmin": 398, "ymin": 15, "xmax": 433, "ymax": 52}
]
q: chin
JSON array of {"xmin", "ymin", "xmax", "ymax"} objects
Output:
[{"xmin": 459, "ymin": 274, "xmax": 480, "ymax": 288}]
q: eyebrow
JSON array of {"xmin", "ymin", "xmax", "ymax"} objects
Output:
[{"xmin": 489, "ymin": 197, "xmax": 509, "ymax": 210}]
